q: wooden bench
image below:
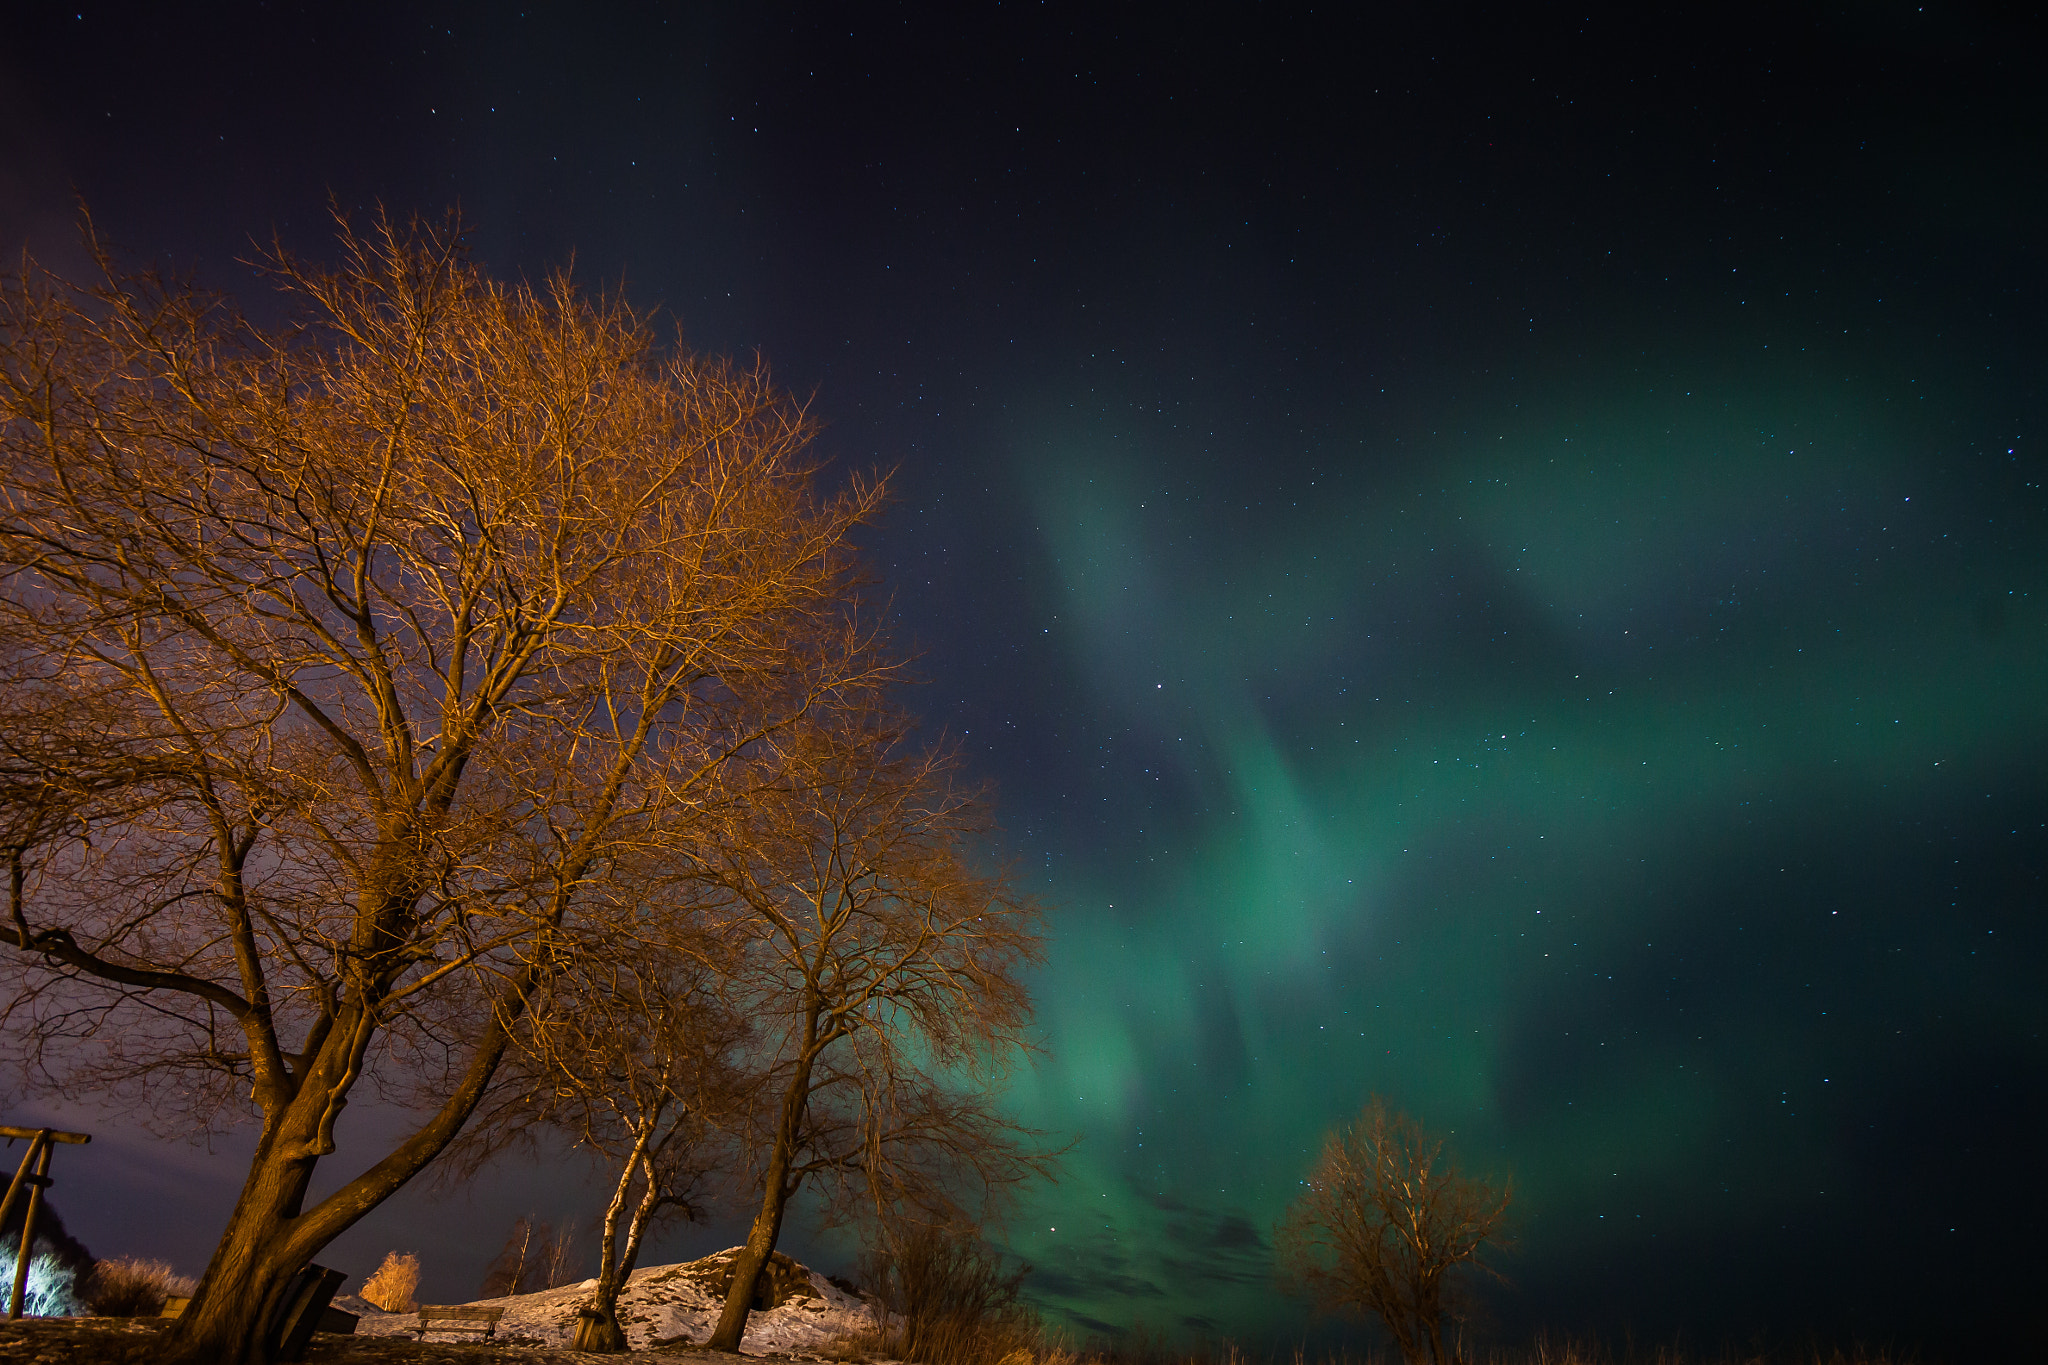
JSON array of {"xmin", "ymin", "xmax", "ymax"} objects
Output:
[{"xmin": 412, "ymin": 1305, "xmax": 507, "ymax": 1340}]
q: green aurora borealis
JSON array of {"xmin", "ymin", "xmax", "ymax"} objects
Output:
[{"xmin": 961, "ymin": 347, "xmax": 2044, "ymax": 1343}]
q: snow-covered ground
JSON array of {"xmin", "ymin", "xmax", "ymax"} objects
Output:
[{"xmin": 339, "ymin": 1249, "xmax": 876, "ymax": 1353}]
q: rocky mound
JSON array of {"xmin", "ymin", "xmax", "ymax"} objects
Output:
[{"xmin": 345, "ymin": 1247, "xmax": 874, "ymax": 1353}]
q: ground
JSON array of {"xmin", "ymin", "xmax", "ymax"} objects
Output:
[
  {"xmin": 0, "ymin": 1248, "xmax": 884, "ymax": 1364},
  {"xmin": 340, "ymin": 1250, "xmax": 874, "ymax": 1354},
  {"xmin": 0, "ymin": 1317, "xmax": 866, "ymax": 1365}
]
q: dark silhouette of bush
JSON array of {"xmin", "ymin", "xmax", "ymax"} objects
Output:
[{"xmin": 860, "ymin": 1225, "xmax": 1040, "ymax": 1365}]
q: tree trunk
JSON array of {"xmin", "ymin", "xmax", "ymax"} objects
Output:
[
  {"xmin": 1384, "ymin": 1297, "xmax": 1422, "ymax": 1365},
  {"xmin": 705, "ymin": 1043, "xmax": 818, "ymax": 1353},
  {"xmin": 1420, "ymin": 1274, "xmax": 1448, "ymax": 1365},
  {"xmin": 156, "ymin": 1110, "xmax": 326, "ymax": 1365},
  {"xmin": 157, "ymin": 985, "xmax": 525, "ymax": 1365},
  {"xmin": 705, "ymin": 1181, "xmax": 792, "ymax": 1354},
  {"xmin": 584, "ymin": 1126, "xmax": 662, "ymax": 1353}
]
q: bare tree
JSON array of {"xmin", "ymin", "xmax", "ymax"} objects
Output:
[
  {"xmin": 557, "ymin": 965, "xmax": 740, "ymax": 1349},
  {"xmin": 450, "ymin": 909, "xmax": 745, "ymax": 1350},
  {"xmin": 0, "ymin": 210, "xmax": 882, "ymax": 1365},
  {"xmin": 1275, "ymin": 1096, "xmax": 1512, "ymax": 1365},
  {"xmin": 539, "ymin": 1219, "xmax": 581, "ymax": 1292},
  {"xmin": 699, "ymin": 712, "xmax": 1050, "ymax": 1352},
  {"xmin": 478, "ymin": 1217, "xmax": 544, "ymax": 1299}
]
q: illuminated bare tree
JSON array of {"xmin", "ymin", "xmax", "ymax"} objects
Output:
[
  {"xmin": 0, "ymin": 210, "xmax": 882, "ymax": 1365},
  {"xmin": 700, "ymin": 713, "xmax": 1049, "ymax": 1353},
  {"xmin": 1276, "ymin": 1097, "xmax": 1510, "ymax": 1365},
  {"xmin": 561, "ymin": 964, "xmax": 735, "ymax": 1350},
  {"xmin": 450, "ymin": 902, "xmax": 747, "ymax": 1350}
]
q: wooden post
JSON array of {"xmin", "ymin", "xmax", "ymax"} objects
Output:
[
  {"xmin": 0, "ymin": 1125, "xmax": 90, "ymax": 1321},
  {"xmin": 0, "ymin": 1141, "xmax": 40, "ymax": 1240},
  {"xmin": 7, "ymin": 1140, "xmax": 52, "ymax": 1320}
]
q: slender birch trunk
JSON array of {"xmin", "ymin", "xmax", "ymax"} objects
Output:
[
  {"xmin": 581, "ymin": 1119, "xmax": 662, "ymax": 1352},
  {"xmin": 705, "ymin": 1035, "xmax": 819, "ymax": 1352}
]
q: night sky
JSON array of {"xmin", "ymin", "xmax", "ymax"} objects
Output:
[{"xmin": 4, "ymin": 3, "xmax": 2044, "ymax": 1358}]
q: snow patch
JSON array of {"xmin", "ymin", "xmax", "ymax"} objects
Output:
[{"xmin": 351, "ymin": 1248, "xmax": 875, "ymax": 1352}]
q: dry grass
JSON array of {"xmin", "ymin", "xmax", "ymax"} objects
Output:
[
  {"xmin": 836, "ymin": 1334, "xmax": 1935, "ymax": 1365},
  {"xmin": 821, "ymin": 1325, "xmax": 1084, "ymax": 1365},
  {"xmin": 1068, "ymin": 1342, "xmax": 1930, "ymax": 1365},
  {"xmin": 77, "ymin": 1257, "xmax": 197, "ymax": 1318},
  {"xmin": 1476, "ymin": 1344, "xmax": 1925, "ymax": 1365}
]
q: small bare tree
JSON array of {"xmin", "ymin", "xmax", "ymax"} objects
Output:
[
  {"xmin": 700, "ymin": 712, "xmax": 1050, "ymax": 1352},
  {"xmin": 0, "ymin": 210, "xmax": 882, "ymax": 1365},
  {"xmin": 1275, "ymin": 1097, "xmax": 1511, "ymax": 1365},
  {"xmin": 358, "ymin": 1252, "xmax": 419, "ymax": 1313},
  {"xmin": 477, "ymin": 1216, "xmax": 584, "ymax": 1298},
  {"xmin": 479, "ymin": 1217, "xmax": 537, "ymax": 1299},
  {"xmin": 555, "ymin": 968, "xmax": 739, "ymax": 1349},
  {"xmin": 477, "ymin": 1218, "xmax": 536, "ymax": 1299},
  {"xmin": 540, "ymin": 1219, "xmax": 581, "ymax": 1292},
  {"xmin": 449, "ymin": 912, "xmax": 745, "ymax": 1349}
]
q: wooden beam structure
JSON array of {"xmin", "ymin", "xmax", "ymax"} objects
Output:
[{"xmin": 0, "ymin": 1127, "xmax": 89, "ymax": 1145}]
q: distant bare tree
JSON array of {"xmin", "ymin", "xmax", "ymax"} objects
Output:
[
  {"xmin": 540, "ymin": 1219, "xmax": 581, "ymax": 1292},
  {"xmin": 479, "ymin": 1217, "xmax": 537, "ymax": 1299},
  {"xmin": 701, "ymin": 712, "xmax": 1051, "ymax": 1352},
  {"xmin": 476, "ymin": 1215, "xmax": 586, "ymax": 1299},
  {"xmin": 1275, "ymin": 1097, "xmax": 1511, "ymax": 1365},
  {"xmin": 0, "ymin": 209, "xmax": 883, "ymax": 1365}
]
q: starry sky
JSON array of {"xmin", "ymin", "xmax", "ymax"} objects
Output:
[{"xmin": 3, "ymin": 3, "xmax": 2043, "ymax": 1358}]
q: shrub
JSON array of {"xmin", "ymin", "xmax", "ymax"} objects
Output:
[
  {"xmin": 360, "ymin": 1251, "xmax": 422, "ymax": 1313},
  {"xmin": 0, "ymin": 1236, "xmax": 85, "ymax": 1316},
  {"xmin": 861, "ymin": 1225, "xmax": 1043, "ymax": 1365},
  {"xmin": 79, "ymin": 1255, "xmax": 197, "ymax": 1317}
]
